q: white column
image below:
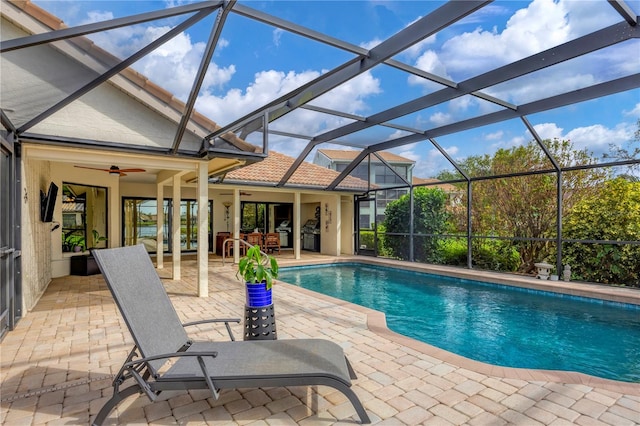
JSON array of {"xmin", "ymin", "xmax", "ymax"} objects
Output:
[
  {"xmin": 294, "ymin": 191, "xmax": 301, "ymax": 260},
  {"xmin": 233, "ymin": 189, "xmax": 241, "ymax": 263},
  {"xmin": 172, "ymin": 174, "xmax": 181, "ymax": 280},
  {"xmin": 197, "ymin": 162, "xmax": 208, "ymax": 297},
  {"xmin": 335, "ymin": 194, "xmax": 341, "ymax": 255},
  {"xmin": 156, "ymin": 183, "xmax": 164, "ymax": 269}
]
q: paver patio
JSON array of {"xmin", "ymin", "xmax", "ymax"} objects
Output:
[{"xmin": 1, "ymin": 254, "xmax": 639, "ymax": 425}]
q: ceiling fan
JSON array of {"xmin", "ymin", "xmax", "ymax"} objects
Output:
[{"xmin": 74, "ymin": 165, "xmax": 146, "ymax": 177}]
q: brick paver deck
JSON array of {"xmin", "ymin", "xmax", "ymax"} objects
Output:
[{"xmin": 1, "ymin": 255, "xmax": 639, "ymax": 425}]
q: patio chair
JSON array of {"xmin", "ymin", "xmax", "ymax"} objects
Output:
[
  {"xmin": 246, "ymin": 232, "xmax": 263, "ymax": 250},
  {"xmin": 264, "ymin": 232, "xmax": 281, "ymax": 254},
  {"xmin": 225, "ymin": 233, "xmax": 247, "ymax": 257},
  {"xmin": 91, "ymin": 245, "xmax": 370, "ymax": 425}
]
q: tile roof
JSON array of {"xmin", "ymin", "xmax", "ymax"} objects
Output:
[
  {"xmin": 318, "ymin": 149, "xmax": 415, "ymax": 164},
  {"xmin": 225, "ymin": 151, "xmax": 369, "ymax": 191},
  {"xmin": 412, "ymin": 177, "xmax": 460, "ymax": 192}
]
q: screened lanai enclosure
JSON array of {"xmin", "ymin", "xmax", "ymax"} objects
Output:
[{"xmin": 2, "ymin": 0, "xmax": 640, "ymax": 289}]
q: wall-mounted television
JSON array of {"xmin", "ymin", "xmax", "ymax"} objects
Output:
[{"xmin": 40, "ymin": 182, "xmax": 58, "ymax": 223}]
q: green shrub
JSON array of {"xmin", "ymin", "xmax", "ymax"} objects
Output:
[
  {"xmin": 439, "ymin": 238, "xmax": 467, "ymax": 266},
  {"xmin": 359, "ymin": 230, "xmax": 375, "ymax": 249},
  {"xmin": 439, "ymin": 238, "xmax": 520, "ymax": 272},
  {"xmin": 383, "ymin": 187, "xmax": 449, "ymax": 262},
  {"xmin": 562, "ymin": 178, "xmax": 640, "ymax": 286}
]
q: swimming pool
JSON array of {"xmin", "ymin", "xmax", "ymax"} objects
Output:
[{"xmin": 278, "ymin": 263, "xmax": 640, "ymax": 383}]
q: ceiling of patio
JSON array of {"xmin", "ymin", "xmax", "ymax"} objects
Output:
[{"xmin": 1, "ymin": 0, "xmax": 639, "ymax": 189}]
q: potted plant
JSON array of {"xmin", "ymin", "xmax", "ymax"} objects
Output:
[
  {"xmin": 64, "ymin": 233, "xmax": 86, "ymax": 252},
  {"xmin": 237, "ymin": 244, "xmax": 279, "ymax": 308},
  {"xmin": 91, "ymin": 229, "xmax": 107, "ymax": 248}
]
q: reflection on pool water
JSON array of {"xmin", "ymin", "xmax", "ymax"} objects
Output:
[{"xmin": 278, "ymin": 263, "xmax": 640, "ymax": 383}]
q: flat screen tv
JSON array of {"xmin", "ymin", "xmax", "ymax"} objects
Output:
[{"xmin": 40, "ymin": 182, "xmax": 58, "ymax": 222}]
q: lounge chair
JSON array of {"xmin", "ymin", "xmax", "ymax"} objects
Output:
[{"xmin": 91, "ymin": 245, "xmax": 370, "ymax": 425}]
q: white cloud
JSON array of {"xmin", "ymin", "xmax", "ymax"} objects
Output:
[
  {"xmin": 131, "ymin": 27, "xmax": 235, "ymax": 99},
  {"xmin": 360, "ymin": 39, "xmax": 382, "ymax": 50},
  {"xmin": 486, "ymin": 69, "xmax": 596, "ymax": 105},
  {"xmin": 440, "ymin": 0, "xmax": 571, "ymax": 76},
  {"xmin": 531, "ymin": 122, "xmax": 635, "ymax": 158},
  {"xmin": 164, "ymin": 0, "xmax": 189, "ymax": 8},
  {"xmin": 82, "ymin": 10, "xmax": 114, "ymax": 24},
  {"xmin": 408, "ymin": 50, "xmax": 451, "ymax": 90},
  {"xmin": 76, "ymin": 8, "xmax": 235, "ymax": 101},
  {"xmin": 313, "ymin": 72, "xmax": 382, "ymax": 113},
  {"xmin": 565, "ymin": 123, "xmax": 634, "ymax": 155},
  {"xmin": 419, "ymin": 145, "xmax": 460, "ymax": 177},
  {"xmin": 449, "ymin": 96, "xmax": 476, "ymax": 113},
  {"xmin": 533, "ymin": 122, "xmax": 565, "ymax": 141},
  {"xmin": 485, "ymin": 131, "xmax": 504, "ymax": 141},
  {"xmin": 197, "ymin": 69, "xmax": 317, "ymax": 124},
  {"xmin": 489, "ymin": 136, "xmax": 526, "ymax": 151},
  {"xmin": 273, "ymin": 28, "xmax": 284, "ymax": 47},
  {"xmin": 388, "ymin": 143, "xmax": 461, "ymax": 178},
  {"xmin": 195, "ymin": 69, "xmax": 382, "ymax": 142},
  {"xmin": 386, "ymin": 129, "xmax": 412, "ymax": 141},
  {"xmin": 429, "ymin": 111, "xmax": 453, "ymax": 126},
  {"xmin": 405, "ymin": 0, "xmax": 599, "ymax": 108},
  {"xmin": 624, "ymin": 103, "xmax": 640, "ymax": 118}
]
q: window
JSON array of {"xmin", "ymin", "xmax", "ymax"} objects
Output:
[
  {"xmin": 123, "ymin": 198, "xmax": 212, "ymax": 253},
  {"xmin": 61, "ymin": 183, "xmax": 108, "ymax": 252}
]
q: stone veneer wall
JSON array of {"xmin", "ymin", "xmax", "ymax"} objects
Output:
[{"xmin": 21, "ymin": 159, "xmax": 52, "ymax": 311}]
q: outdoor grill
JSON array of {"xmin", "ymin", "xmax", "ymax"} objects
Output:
[
  {"xmin": 301, "ymin": 219, "xmax": 320, "ymax": 252},
  {"xmin": 275, "ymin": 220, "xmax": 291, "ymax": 247}
]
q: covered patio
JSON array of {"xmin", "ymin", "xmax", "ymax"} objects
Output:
[{"xmin": 1, "ymin": 255, "xmax": 639, "ymax": 425}]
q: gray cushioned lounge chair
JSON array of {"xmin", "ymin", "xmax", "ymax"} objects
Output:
[{"xmin": 91, "ymin": 245, "xmax": 370, "ymax": 425}]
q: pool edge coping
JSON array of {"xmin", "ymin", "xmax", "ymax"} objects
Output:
[{"xmin": 277, "ymin": 256, "xmax": 640, "ymax": 395}]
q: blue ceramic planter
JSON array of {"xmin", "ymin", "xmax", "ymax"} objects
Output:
[{"xmin": 245, "ymin": 281, "xmax": 272, "ymax": 307}]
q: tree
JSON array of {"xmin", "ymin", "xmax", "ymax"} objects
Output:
[
  {"xmin": 382, "ymin": 186, "xmax": 449, "ymax": 262},
  {"xmin": 602, "ymin": 118, "xmax": 640, "ymax": 181},
  {"xmin": 440, "ymin": 139, "xmax": 608, "ymax": 274},
  {"xmin": 562, "ymin": 178, "xmax": 640, "ymax": 287}
]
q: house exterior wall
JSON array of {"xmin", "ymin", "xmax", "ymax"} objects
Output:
[
  {"xmin": 20, "ymin": 158, "xmax": 52, "ymax": 312},
  {"xmin": 30, "ymin": 83, "xmax": 203, "ymax": 151}
]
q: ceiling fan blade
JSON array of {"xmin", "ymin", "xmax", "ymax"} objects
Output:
[
  {"xmin": 74, "ymin": 165, "xmax": 111, "ymax": 172},
  {"xmin": 74, "ymin": 165, "xmax": 145, "ymax": 175},
  {"xmin": 118, "ymin": 168, "xmax": 146, "ymax": 173}
]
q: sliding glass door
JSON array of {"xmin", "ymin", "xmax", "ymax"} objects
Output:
[{"xmin": 123, "ymin": 198, "xmax": 212, "ymax": 253}]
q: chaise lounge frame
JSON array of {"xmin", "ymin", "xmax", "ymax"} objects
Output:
[{"xmin": 91, "ymin": 244, "xmax": 370, "ymax": 425}]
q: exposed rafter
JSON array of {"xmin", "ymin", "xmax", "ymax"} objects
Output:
[{"xmin": 608, "ymin": 0, "xmax": 638, "ymax": 25}]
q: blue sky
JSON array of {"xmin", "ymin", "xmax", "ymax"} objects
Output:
[{"xmin": 33, "ymin": 0, "xmax": 640, "ymax": 178}]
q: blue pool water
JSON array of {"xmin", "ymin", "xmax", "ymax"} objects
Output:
[{"xmin": 278, "ymin": 263, "xmax": 640, "ymax": 383}]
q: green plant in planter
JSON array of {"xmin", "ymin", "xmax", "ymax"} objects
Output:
[
  {"xmin": 236, "ymin": 244, "xmax": 279, "ymax": 290},
  {"xmin": 92, "ymin": 229, "xmax": 108, "ymax": 248},
  {"xmin": 65, "ymin": 234, "xmax": 85, "ymax": 252}
]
